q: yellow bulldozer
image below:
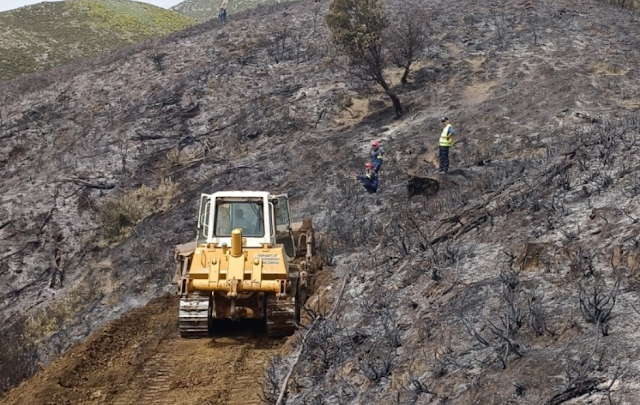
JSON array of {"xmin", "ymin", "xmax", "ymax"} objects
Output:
[{"xmin": 174, "ymin": 191, "xmax": 318, "ymax": 338}]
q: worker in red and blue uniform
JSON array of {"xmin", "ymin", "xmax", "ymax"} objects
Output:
[
  {"xmin": 355, "ymin": 162, "xmax": 378, "ymax": 193},
  {"xmin": 370, "ymin": 140, "xmax": 384, "ymax": 173},
  {"xmin": 438, "ymin": 116, "xmax": 454, "ymax": 173}
]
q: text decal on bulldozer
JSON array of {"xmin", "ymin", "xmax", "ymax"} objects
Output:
[{"xmin": 255, "ymin": 253, "xmax": 281, "ymax": 265}]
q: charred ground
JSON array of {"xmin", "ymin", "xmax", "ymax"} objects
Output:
[{"xmin": 2, "ymin": 0, "xmax": 640, "ymax": 404}]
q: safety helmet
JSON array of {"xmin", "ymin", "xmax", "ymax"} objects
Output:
[
  {"xmin": 441, "ymin": 116, "xmax": 448, "ymax": 122},
  {"xmin": 372, "ymin": 140, "xmax": 379, "ymax": 147},
  {"xmin": 364, "ymin": 162, "xmax": 373, "ymax": 168}
]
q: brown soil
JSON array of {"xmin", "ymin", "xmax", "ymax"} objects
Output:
[{"xmin": 0, "ymin": 294, "xmax": 280, "ymax": 405}]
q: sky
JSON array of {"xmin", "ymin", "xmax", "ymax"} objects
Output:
[{"xmin": 0, "ymin": 0, "xmax": 184, "ymax": 12}]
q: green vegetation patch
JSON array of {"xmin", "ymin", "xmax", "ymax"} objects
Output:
[
  {"xmin": 71, "ymin": 0, "xmax": 196, "ymax": 37},
  {"xmin": 172, "ymin": 0, "xmax": 299, "ymax": 22},
  {"xmin": 0, "ymin": 0, "xmax": 196, "ymax": 82}
]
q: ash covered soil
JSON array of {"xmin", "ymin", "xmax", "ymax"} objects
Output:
[{"xmin": 2, "ymin": 0, "xmax": 640, "ymax": 403}]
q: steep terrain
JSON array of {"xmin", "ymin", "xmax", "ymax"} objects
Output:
[
  {"xmin": 172, "ymin": 0, "xmax": 299, "ymax": 22},
  {"xmin": 2, "ymin": 0, "xmax": 640, "ymax": 403},
  {"xmin": 0, "ymin": 0, "xmax": 196, "ymax": 82}
]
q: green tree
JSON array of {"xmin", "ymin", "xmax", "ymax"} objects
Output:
[{"xmin": 325, "ymin": 0, "xmax": 403, "ymax": 118}]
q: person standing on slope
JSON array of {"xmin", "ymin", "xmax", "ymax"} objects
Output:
[
  {"xmin": 219, "ymin": 6, "xmax": 227, "ymax": 23},
  {"xmin": 438, "ymin": 116, "xmax": 454, "ymax": 173},
  {"xmin": 370, "ymin": 140, "xmax": 384, "ymax": 173}
]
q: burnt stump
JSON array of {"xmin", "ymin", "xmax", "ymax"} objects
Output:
[{"xmin": 407, "ymin": 174, "xmax": 440, "ymax": 197}]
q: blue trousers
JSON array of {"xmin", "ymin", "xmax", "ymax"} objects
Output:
[
  {"xmin": 439, "ymin": 146, "xmax": 450, "ymax": 173},
  {"xmin": 363, "ymin": 183, "xmax": 377, "ymax": 193}
]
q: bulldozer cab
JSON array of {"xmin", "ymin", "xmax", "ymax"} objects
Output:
[
  {"xmin": 195, "ymin": 191, "xmax": 296, "ymax": 252},
  {"xmin": 196, "ymin": 191, "xmax": 273, "ymax": 248}
]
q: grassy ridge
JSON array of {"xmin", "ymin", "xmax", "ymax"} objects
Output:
[
  {"xmin": 601, "ymin": 0, "xmax": 640, "ymax": 11},
  {"xmin": 0, "ymin": 0, "xmax": 196, "ymax": 82},
  {"xmin": 171, "ymin": 0, "xmax": 300, "ymax": 22}
]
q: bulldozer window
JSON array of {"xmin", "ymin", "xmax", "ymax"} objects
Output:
[
  {"xmin": 197, "ymin": 196, "xmax": 211, "ymax": 246},
  {"xmin": 275, "ymin": 197, "xmax": 290, "ymax": 228},
  {"xmin": 215, "ymin": 201, "xmax": 264, "ymax": 237}
]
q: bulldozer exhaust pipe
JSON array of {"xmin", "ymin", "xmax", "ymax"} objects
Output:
[{"xmin": 231, "ymin": 228, "xmax": 243, "ymax": 257}]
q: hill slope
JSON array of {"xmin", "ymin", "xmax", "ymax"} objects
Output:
[
  {"xmin": 2, "ymin": 0, "xmax": 640, "ymax": 403},
  {"xmin": 172, "ymin": 0, "xmax": 300, "ymax": 22},
  {"xmin": 0, "ymin": 0, "xmax": 196, "ymax": 82}
]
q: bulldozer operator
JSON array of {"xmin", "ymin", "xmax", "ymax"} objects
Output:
[
  {"xmin": 234, "ymin": 208, "xmax": 253, "ymax": 233},
  {"xmin": 215, "ymin": 205, "xmax": 262, "ymax": 236}
]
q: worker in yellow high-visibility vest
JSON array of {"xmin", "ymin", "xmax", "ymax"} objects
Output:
[{"xmin": 438, "ymin": 116, "xmax": 454, "ymax": 173}]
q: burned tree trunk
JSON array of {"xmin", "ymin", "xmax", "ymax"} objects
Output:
[
  {"xmin": 544, "ymin": 378, "xmax": 603, "ymax": 405},
  {"xmin": 386, "ymin": 90, "xmax": 403, "ymax": 118}
]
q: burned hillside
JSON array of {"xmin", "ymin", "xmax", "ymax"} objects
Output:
[{"xmin": 1, "ymin": 0, "xmax": 640, "ymax": 403}]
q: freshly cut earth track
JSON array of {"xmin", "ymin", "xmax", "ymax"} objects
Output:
[{"xmin": 0, "ymin": 295, "xmax": 278, "ymax": 405}]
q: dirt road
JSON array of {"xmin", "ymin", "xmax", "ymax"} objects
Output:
[{"xmin": 0, "ymin": 295, "xmax": 280, "ymax": 405}]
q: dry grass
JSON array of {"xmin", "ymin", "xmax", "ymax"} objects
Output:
[{"xmin": 98, "ymin": 179, "xmax": 180, "ymax": 240}]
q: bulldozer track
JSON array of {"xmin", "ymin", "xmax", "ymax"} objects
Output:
[
  {"xmin": 266, "ymin": 294, "xmax": 297, "ymax": 338},
  {"xmin": 179, "ymin": 293, "xmax": 210, "ymax": 338},
  {"xmin": 111, "ymin": 351, "xmax": 173, "ymax": 405},
  {"xmin": 139, "ymin": 352, "xmax": 173, "ymax": 404},
  {"xmin": 224, "ymin": 344, "xmax": 267, "ymax": 405},
  {"xmin": 265, "ymin": 277, "xmax": 300, "ymax": 338}
]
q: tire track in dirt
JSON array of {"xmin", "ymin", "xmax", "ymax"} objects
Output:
[
  {"xmin": 225, "ymin": 344, "xmax": 266, "ymax": 405},
  {"xmin": 141, "ymin": 353, "xmax": 172, "ymax": 404},
  {"xmin": 111, "ymin": 351, "xmax": 173, "ymax": 405}
]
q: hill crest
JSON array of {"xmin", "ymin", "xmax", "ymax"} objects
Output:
[
  {"xmin": 0, "ymin": 0, "xmax": 196, "ymax": 82},
  {"xmin": 171, "ymin": 0, "xmax": 299, "ymax": 22}
]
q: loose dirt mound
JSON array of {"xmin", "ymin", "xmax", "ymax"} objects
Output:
[{"xmin": 1, "ymin": 295, "xmax": 280, "ymax": 405}]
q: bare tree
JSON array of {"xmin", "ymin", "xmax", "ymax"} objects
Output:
[
  {"xmin": 269, "ymin": 28, "xmax": 290, "ymax": 63},
  {"xmin": 325, "ymin": 0, "xmax": 403, "ymax": 117},
  {"xmin": 312, "ymin": 3, "xmax": 322, "ymax": 35},
  {"xmin": 358, "ymin": 342, "xmax": 395, "ymax": 382},
  {"xmin": 293, "ymin": 30, "xmax": 304, "ymax": 63},
  {"xmin": 404, "ymin": 364, "xmax": 436, "ymax": 404},
  {"xmin": 48, "ymin": 230, "xmax": 65, "ymax": 288},
  {"xmin": 579, "ymin": 278, "xmax": 620, "ymax": 337},
  {"xmin": 387, "ymin": 8, "xmax": 429, "ymax": 85},
  {"xmin": 261, "ymin": 355, "xmax": 284, "ymax": 404}
]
